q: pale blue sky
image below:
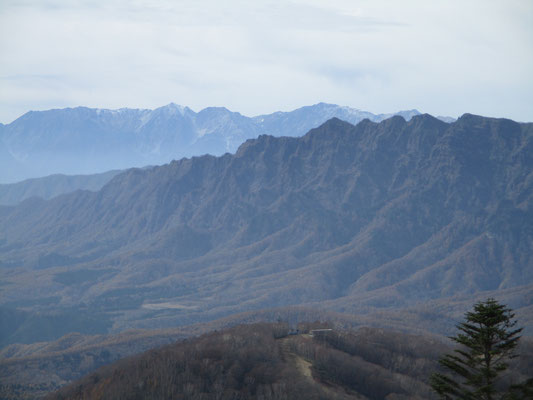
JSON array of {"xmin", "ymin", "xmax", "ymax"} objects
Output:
[{"xmin": 1, "ymin": 0, "xmax": 532, "ymax": 123}]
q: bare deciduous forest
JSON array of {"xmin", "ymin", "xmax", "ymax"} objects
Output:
[{"xmin": 31, "ymin": 323, "xmax": 531, "ymax": 400}]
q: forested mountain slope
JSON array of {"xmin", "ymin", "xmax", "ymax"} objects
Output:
[
  {"xmin": 1, "ymin": 114, "xmax": 532, "ymax": 346},
  {"xmin": 41, "ymin": 323, "xmax": 532, "ymax": 400}
]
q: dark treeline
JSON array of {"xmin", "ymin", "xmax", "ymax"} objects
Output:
[{"xmin": 47, "ymin": 323, "xmax": 318, "ymax": 400}]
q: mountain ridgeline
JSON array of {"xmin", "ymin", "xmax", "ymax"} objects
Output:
[
  {"xmin": 0, "ymin": 114, "xmax": 532, "ymax": 346},
  {"xmin": 0, "ymin": 170, "xmax": 123, "ymax": 206},
  {"xmin": 0, "ymin": 103, "xmax": 420, "ymax": 183}
]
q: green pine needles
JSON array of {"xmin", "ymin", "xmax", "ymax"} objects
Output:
[{"xmin": 430, "ymin": 298, "xmax": 524, "ymax": 400}]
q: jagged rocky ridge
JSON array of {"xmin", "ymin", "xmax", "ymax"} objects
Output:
[
  {"xmin": 0, "ymin": 114, "xmax": 532, "ymax": 345},
  {"xmin": 0, "ymin": 103, "xmax": 421, "ymax": 183}
]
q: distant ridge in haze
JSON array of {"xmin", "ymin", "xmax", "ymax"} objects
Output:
[
  {"xmin": 0, "ymin": 103, "xmax": 426, "ymax": 183},
  {"xmin": 1, "ymin": 113, "xmax": 531, "ymax": 346},
  {"xmin": 0, "ymin": 170, "xmax": 122, "ymax": 206}
]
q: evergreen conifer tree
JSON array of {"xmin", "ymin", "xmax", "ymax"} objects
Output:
[{"xmin": 430, "ymin": 298, "xmax": 523, "ymax": 400}]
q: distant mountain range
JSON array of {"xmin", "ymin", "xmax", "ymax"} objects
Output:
[
  {"xmin": 0, "ymin": 103, "xmax": 431, "ymax": 183},
  {"xmin": 1, "ymin": 113, "xmax": 531, "ymax": 348},
  {"xmin": 0, "ymin": 170, "xmax": 122, "ymax": 206}
]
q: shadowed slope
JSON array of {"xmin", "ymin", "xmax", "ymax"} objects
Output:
[{"xmin": 0, "ymin": 114, "xmax": 532, "ymax": 345}]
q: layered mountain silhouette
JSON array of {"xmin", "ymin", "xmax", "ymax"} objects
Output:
[
  {"xmin": 0, "ymin": 103, "xmax": 422, "ymax": 183},
  {"xmin": 0, "ymin": 114, "xmax": 532, "ymax": 346},
  {"xmin": 0, "ymin": 170, "xmax": 122, "ymax": 206}
]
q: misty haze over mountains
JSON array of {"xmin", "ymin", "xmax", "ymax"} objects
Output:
[
  {"xmin": 2, "ymin": 0, "xmax": 531, "ymax": 397},
  {"xmin": 0, "ymin": 103, "xmax": 428, "ymax": 184},
  {"xmin": 1, "ymin": 109, "xmax": 532, "ymax": 399},
  {"xmin": 1, "ymin": 113, "xmax": 531, "ymax": 349},
  {"xmin": 0, "ymin": 170, "xmax": 123, "ymax": 206}
]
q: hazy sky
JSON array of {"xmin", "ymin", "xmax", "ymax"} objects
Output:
[{"xmin": 1, "ymin": 0, "xmax": 532, "ymax": 123}]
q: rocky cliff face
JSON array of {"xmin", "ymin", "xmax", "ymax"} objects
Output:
[{"xmin": 0, "ymin": 114, "xmax": 531, "ymax": 345}]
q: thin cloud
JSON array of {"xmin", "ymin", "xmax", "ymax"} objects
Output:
[{"xmin": 0, "ymin": 0, "xmax": 532, "ymax": 123}]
